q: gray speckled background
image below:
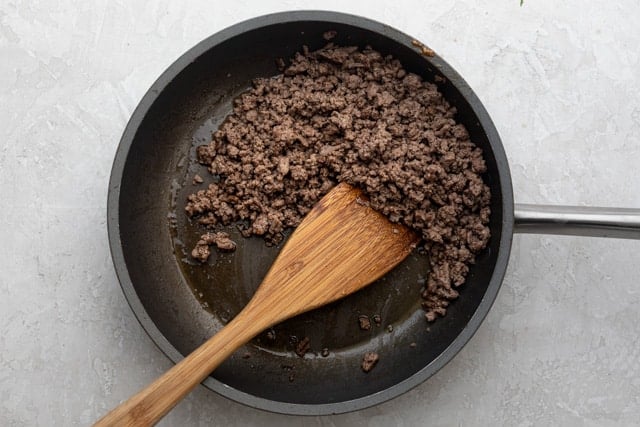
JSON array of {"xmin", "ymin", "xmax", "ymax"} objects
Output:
[{"xmin": 1, "ymin": 0, "xmax": 640, "ymax": 425}]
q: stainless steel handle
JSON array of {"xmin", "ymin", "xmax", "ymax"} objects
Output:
[{"xmin": 514, "ymin": 204, "xmax": 640, "ymax": 239}]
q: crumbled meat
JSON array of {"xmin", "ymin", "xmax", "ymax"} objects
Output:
[
  {"xmin": 185, "ymin": 44, "xmax": 491, "ymax": 322},
  {"xmin": 323, "ymin": 30, "xmax": 337, "ymax": 41},
  {"xmin": 372, "ymin": 314, "xmax": 382, "ymax": 325},
  {"xmin": 192, "ymin": 174, "xmax": 203, "ymax": 184},
  {"xmin": 358, "ymin": 315, "xmax": 371, "ymax": 331},
  {"xmin": 190, "ymin": 232, "xmax": 236, "ymax": 262},
  {"xmin": 361, "ymin": 352, "xmax": 379, "ymax": 373},
  {"xmin": 411, "ymin": 39, "xmax": 436, "ymax": 57},
  {"xmin": 295, "ymin": 336, "xmax": 311, "ymax": 357}
]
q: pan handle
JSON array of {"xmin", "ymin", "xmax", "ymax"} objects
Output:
[{"xmin": 514, "ymin": 204, "xmax": 640, "ymax": 239}]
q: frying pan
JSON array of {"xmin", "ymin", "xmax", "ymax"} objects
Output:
[{"xmin": 107, "ymin": 11, "xmax": 640, "ymax": 416}]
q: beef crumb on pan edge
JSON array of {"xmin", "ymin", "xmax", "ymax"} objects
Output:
[{"xmin": 185, "ymin": 43, "xmax": 491, "ymax": 323}]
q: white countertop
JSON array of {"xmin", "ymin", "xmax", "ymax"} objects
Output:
[{"xmin": 2, "ymin": 0, "xmax": 639, "ymax": 425}]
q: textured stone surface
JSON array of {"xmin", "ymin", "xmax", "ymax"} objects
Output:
[{"xmin": 1, "ymin": 0, "xmax": 639, "ymax": 425}]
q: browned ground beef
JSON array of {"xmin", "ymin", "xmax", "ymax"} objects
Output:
[
  {"xmin": 185, "ymin": 44, "xmax": 491, "ymax": 322},
  {"xmin": 358, "ymin": 315, "xmax": 372, "ymax": 331},
  {"xmin": 361, "ymin": 352, "xmax": 380, "ymax": 372},
  {"xmin": 190, "ymin": 231, "xmax": 236, "ymax": 262}
]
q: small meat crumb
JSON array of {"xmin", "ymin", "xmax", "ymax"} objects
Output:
[
  {"xmin": 421, "ymin": 46, "xmax": 435, "ymax": 56},
  {"xmin": 323, "ymin": 30, "xmax": 337, "ymax": 40},
  {"xmin": 358, "ymin": 315, "xmax": 371, "ymax": 331},
  {"xmin": 214, "ymin": 234, "xmax": 236, "ymax": 251},
  {"xmin": 361, "ymin": 352, "xmax": 379, "ymax": 373},
  {"xmin": 372, "ymin": 314, "xmax": 382, "ymax": 325},
  {"xmin": 411, "ymin": 39, "xmax": 435, "ymax": 57},
  {"xmin": 434, "ymin": 74, "xmax": 446, "ymax": 83},
  {"xmin": 191, "ymin": 231, "xmax": 237, "ymax": 262},
  {"xmin": 295, "ymin": 336, "xmax": 311, "ymax": 357},
  {"xmin": 192, "ymin": 174, "xmax": 203, "ymax": 184},
  {"xmin": 321, "ymin": 348, "xmax": 330, "ymax": 357}
]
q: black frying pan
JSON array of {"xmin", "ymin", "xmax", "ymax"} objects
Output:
[{"xmin": 107, "ymin": 11, "xmax": 640, "ymax": 416}]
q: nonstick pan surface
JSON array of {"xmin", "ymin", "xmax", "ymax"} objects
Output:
[{"xmin": 107, "ymin": 11, "xmax": 514, "ymax": 415}]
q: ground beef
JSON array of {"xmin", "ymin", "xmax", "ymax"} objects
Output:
[
  {"xmin": 294, "ymin": 336, "xmax": 311, "ymax": 357},
  {"xmin": 361, "ymin": 352, "xmax": 380, "ymax": 373},
  {"xmin": 185, "ymin": 43, "xmax": 491, "ymax": 322},
  {"xmin": 358, "ymin": 315, "xmax": 371, "ymax": 331},
  {"xmin": 190, "ymin": 232, "xmax": 236, "ymax": 262}
]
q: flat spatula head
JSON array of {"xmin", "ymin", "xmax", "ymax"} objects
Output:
[{"xmin": 246, "ymin": 182, "xmax": 420, "ymax": 326}]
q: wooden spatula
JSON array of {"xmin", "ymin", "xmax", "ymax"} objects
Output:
[{"xmin": 95, "ymin": 183, "xmax": 419, "ymax": 426}]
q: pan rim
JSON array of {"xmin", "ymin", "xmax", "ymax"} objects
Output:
[{"xmin": 107, "ymin": 10, "xmax": 514, "ymax": 416}]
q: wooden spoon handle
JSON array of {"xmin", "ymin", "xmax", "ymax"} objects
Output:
[
  {"xmin": 95, "ymin": 183, "xmax": 418, "ymax": 426},
  {"xmin": 93, "ymin": 311, "xmax": 265, "ymax": 427}
]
